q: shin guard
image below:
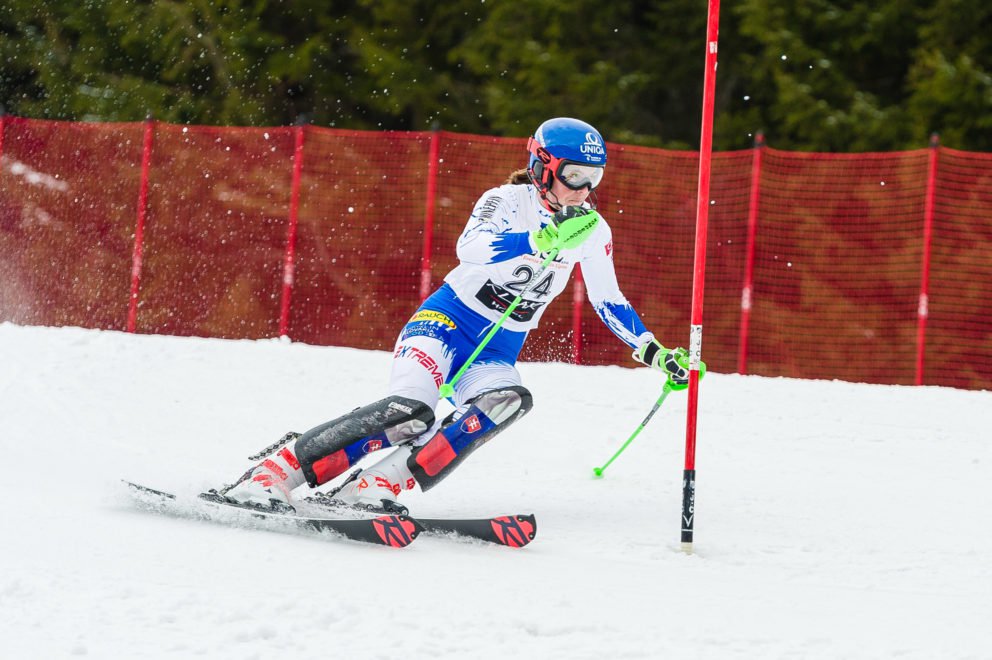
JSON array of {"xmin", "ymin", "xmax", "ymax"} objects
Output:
[
  {"xmin": 407, "ymin": 386, "xmax": 533, "ymax": 491},
  {"xmin": 295, "ymin": 396, "xmax": 435, "ymax": 487}
]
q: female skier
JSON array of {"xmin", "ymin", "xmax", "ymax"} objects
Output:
[{"xmin": 220, "ymin": 117, "xmax": 694, "ymax": 513}]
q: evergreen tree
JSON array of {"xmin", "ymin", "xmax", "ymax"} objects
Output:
[
  {"xmin": 0, "ymin": 0, "xmax": 989, "ymax": 150},
  {"xmin": 907, "ymin": 0, "xmax": 992, "ymax": 149}
]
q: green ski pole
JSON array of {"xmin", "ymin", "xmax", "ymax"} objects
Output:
[
  {"xmin": 438, "ymin": 248, "xmax": 560, "ymax": 399},
  {"xmin": 593, "ymin": 378, "xmax": 674, "ymax": 477}
]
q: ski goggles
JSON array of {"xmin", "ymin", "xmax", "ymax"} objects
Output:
[{"xmin": 556, "ymin": 162, "xmax": 605, "ymax": 191}]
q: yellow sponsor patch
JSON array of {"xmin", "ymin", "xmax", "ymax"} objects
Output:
[{"xmin": 410, "ymin": 310, "xmax": 456, "ymax": 328}]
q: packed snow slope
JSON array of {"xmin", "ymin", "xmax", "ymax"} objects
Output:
[{"xmin": 2, "ymin": 323, "xmax": 989, "ymax": 660}]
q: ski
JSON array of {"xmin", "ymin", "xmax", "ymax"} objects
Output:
[
  {"xmin": 125, "ymin": 481, "xmax": 536, "ymax": 548},
  {"xmin": 418, "ymin": 515, "xmax": 537, "ymax": 548},
  {"xmin": 301, "ymin": 494, "xmax": 537, "ymax": 548},
  {"xmin": 123, "ymin": 481, "xmax": 421, "ymax": 548}
]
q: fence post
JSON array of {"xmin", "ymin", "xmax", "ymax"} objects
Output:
[
  {"xmin": 571, "ymin": 266, "xmax": 585, "ymax": 364},
  {"xmin": 279, "ymin": 123, "xmax": 306, "ymax": 338},
  {"xmin": 737, "ymin": 132, "xmax": 764, "ymax": 374},
  {"xmin": 915, "ymin": 133, "xmax": 939, "ymax": 385},
  {"xmin": 420, "ymin": 127, "xmax": 441, "ymax": 302},
  {"xmin": 127, "ymin": 116, "xmax": 155, "ymax": 333},
  {"xmin": 0, "ymin": 108, "xmax": 6, "ymax": 163}
]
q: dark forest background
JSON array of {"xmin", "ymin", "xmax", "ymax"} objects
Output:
[{"xmin": 1, "ymin": 0, "xmax": 990, "ymax": 151}]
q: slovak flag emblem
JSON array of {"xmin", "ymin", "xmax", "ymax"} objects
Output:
[
  {"xmin": 461, "ymin": 415, "xmax": 482, "ymax": 434},
  {"xmin": 364, "ymin": 439, "xmax": 383, "ymax": 453}
]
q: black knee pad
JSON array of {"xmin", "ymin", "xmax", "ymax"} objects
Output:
[
  {"xmin": 408, "ymin": 385, "xmax": 532, "ymax": 491},
  {"xmin": 295, "ymin": 395, "xmax": 435, "ymax": 486}
]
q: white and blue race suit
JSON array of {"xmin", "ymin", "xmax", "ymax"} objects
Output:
[{"xmin": 388, "ymin": 182, "xmax": 654, "ymax": 414}]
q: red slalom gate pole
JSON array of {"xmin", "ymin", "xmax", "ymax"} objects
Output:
[
  {"xmin": 279, "ymin": 124, "xmax": 306, "ymax": 338},
  {"xmin": 737, "ymin": 132, "xmax": 764, "ymax": 375},
  {"xmin": 682, "ymin": 0, "xmax": 721, "ymax": 554},
  {"xmin": 127, "ymin": 116, "xmax": 155, "ymax": 333},
  {"xmin": 915, "ymin": 133, "xmax": 939, "ymax": 385},
  {"xmin": 419, "ymin": 128, "xmax": 441, "ymax": 302},
  {"xmin": 571, "ymin": 266, "xmax": 585, "ymax": 364}
]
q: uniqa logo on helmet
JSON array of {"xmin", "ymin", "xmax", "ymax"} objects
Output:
[{"xmin": 580, "ymin": 132, "xmax": 606, "ymax": 159}]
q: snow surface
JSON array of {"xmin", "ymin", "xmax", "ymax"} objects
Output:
[{"xmin": 2, "ymin": 322, "xmax": 990, "ymax": 659}]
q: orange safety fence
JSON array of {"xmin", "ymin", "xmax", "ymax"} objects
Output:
[{"xmin": 1, "ymin": 116, "xmax": 989, "ymax": 390}]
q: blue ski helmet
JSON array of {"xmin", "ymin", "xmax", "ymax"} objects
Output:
[{"xmin": 527, "ymin": 117, "xmax": 607, "ymax": 193}]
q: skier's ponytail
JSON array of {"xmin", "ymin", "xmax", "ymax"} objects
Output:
[{"xmin": 504, "ymin": 168, "xmax": 530, "ymax": 185}]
